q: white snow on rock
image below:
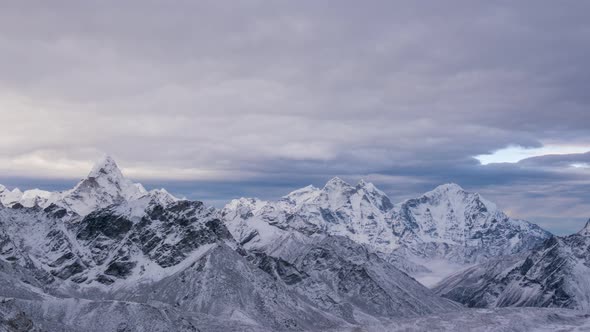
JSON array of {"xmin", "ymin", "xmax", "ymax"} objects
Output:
[
  {"xmin": 434, "ymin": 219, "xmax": 590, "ymax": 310},
  {"xmin": 222, "ymin": 177, "xmax": 398, "ymax": 254},
  {"xmin": 222, "ymin": 178, "xmax": 550, "ymax": 284},
  {"xmin": 389, "ymin": 183, "xmax": 550, "ymax": 283},
  {"xmin": 0, "ymin": 186, "xmax": 24, "ymax": 207},
  {"xmin": 0, "ymin": 155, "xmax": 179, "ymax": 216},
  {"xmin": 578, "ymin": 219, "xmax": 590, "ymax": 237}
]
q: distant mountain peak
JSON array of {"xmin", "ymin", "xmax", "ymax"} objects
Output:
[
  {"xmin": 357, "ymin": 179, "xmax": 380, "ymax": 192},
  {"xmin": 420, "ymin": 183, "xmax": 498, "ymax": 211},
  {"xmin": 88, "ymin": 154, "xmax": 123, "ymax": 179},
  {"xmin": 54, "ymin": 155, "xmax": 150, "ymax": 215},
  {"xmin": 73, "ymin": 155, "xmax": 135, "ymax": 194},
  {"xmin": 578, "ymin": 219, "xmax": 590, "ymax": 236},
  {"xmin": 283, "ymin": 185, "xmax": 320, "ymax": 206},
  {"xmin": 0, "ymin": 186, "xmax": 25, "ymax": 207},
  {"xmin": 287, "ymin": 184, "xmax": 319, "ymax": 195},
  {"xmin": 323, "ymin": 176, "xmax": 350, "ymax": 189},
  {"xmin": 431, "ymin": 183, "xmax": 465, "ymax": 193},
  {"xmin": 0, "ymin": 155, "xmax": 183, "ymax": 216}
]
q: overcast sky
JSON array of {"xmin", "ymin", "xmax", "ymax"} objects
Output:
[{"xmin": 1, "ymin": 1, "xmax": 589, "ymax": 234}]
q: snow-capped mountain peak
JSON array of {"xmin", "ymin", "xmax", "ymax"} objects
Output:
[
  {"xmin": 401, "ymin": 182, "xmax": 500, "ymax": 223},
  {"xmin": 316, "ymin": 177, "xmax": 393, "ymax": 212},
  {"xmin": 0, "ymin": 156, "xmax": 180, "ymax": 215},
  {"xmin": 282, "ymin": 185, "xmax": 320, "ymax": 205},
  {"xmin": 391, "ymin": 183, "xmax": 550, "ymax": 273},
  {"xmin": 81, "ymin": 155, "xmax": 147, "ymax": 197},
  {"xmin": 356, "ymin": 179, "xmax": 394, "ymax": 211},
  {"xmin": 146, "ymin": 188, "xmax": 179, "ymax": 206},
  {"xmin": 88, "ymin": 154, "xmax": 123, "ymax": 178},
  {"xmin": 55, "ymin": 156, "xmax": 149, "ymax": 215},
  {"xmin": 280, "ymin": 178, "xmax": 392, "ymax": 211},
  {"xmin": 356, "ymin": 179, "xmax": 376, "ymax": 191},
  {"xmin": 0, "ymin": 186, "xmax": 24, "ymax": 207},
  {"xmin": 322, "ymin": 176, "xmax": 351, "ymax": 189},
  {"xmin": 423, "ymin": 183, "xmax": 482, "ymax": 207},
  {"xmin": 0, "ymin": 184, "xmax": 58, "ymax": 208},
  {"xmin": 431, "ymin": 182, "xmax": 465, "ymax": 193},
  {"xmin": 578, "ymin": 219, "xmax": 590, "ymax": 236},
  {"xmin": 223, "ymin": 177, "xmax": 401, "ymax": 261}
]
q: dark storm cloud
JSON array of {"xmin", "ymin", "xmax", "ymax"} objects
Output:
[{"xmin": 0, "ymin": 1, "xmax": 589, "ymax": 234}]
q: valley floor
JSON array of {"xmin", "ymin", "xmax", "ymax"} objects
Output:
[
  {"xmin": 345, "ymin": 308, "xmax": 590, "ymax": 332},
  {"xmin": 3, "ymin": 295, "xmax": 590, "ymax": 332}
]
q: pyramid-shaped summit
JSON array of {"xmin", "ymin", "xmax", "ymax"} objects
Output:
[
  {"xmin": 56, "ymin": 155, "xmax": 147, "ymax": 216},
  {"xmin": 88, "ymin": 154, "xmax": 123, "ymax": 178},
  {"xmin": 0, "ymin": 155, "xmax": 179, "ymax": 216}
]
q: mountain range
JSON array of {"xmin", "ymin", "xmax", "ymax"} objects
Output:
[
  {"xmin": 0, "ymin": 156, "xmax": 588, "ymax": 331},
  {"xmin": 222, "ymin": 177, "xmax": 550, "ymax": 285}
]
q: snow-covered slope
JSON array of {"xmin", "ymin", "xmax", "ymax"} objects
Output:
[
  {"xmin": 434, "ymin": 219, "xmax": 590, "ymax": 310},
  {"xmin": 222, "ymin": 179, "xmax": 550, "ymax": 284},
  {"xmin": 391, "ymin": 183, "xmax": 551, "ymax": 263},
  {"xmin": 223, "ymin": 178, "xmax": 397, "ymax": 254},
  {"xmin": 117, "ymin": 243, "xmax": 346, "ymax": 331},
  {"xmin": 246, "ymin": 235, "xmax": 460, "ymax": 325}
]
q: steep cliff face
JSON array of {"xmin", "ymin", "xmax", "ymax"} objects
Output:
[{"xmin": 1, "ymin": 201, "xmax": 232, "ymax": 288}]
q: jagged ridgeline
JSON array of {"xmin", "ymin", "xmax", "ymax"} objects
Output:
[
  {"xmin": 222, "ymin": 179, "xmax": 550, "ymax": 285},
  {"xmin": 0, "ymin": 156, "xmax": 587, "ymax": 331}
]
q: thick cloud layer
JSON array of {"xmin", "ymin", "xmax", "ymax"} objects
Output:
[{"xmin": 0, "ymin": 1, "xmax": 588, "ymax": 234}]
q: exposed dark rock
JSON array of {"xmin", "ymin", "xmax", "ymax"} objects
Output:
[
  {"xmin": 10, "ymin": 203, "xmax": 24, "ymax": 210},
  {"xmin": 43, "ymin": 204, "xmax": 69, "ymax": 219},
  {"xmin": 104, "ymin": 261, "xmax": 137, "ymax": 278},
  {"xmin": 96, "ymin": 274, "xmax": 115, "ymax": 285},
  {"xmin": 52, "ymin": 260, "xmax": 85, "ymax": 279},
  {"xmin": 77, "ymin": 213, "xmax": 133, "ymax": 240}
]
